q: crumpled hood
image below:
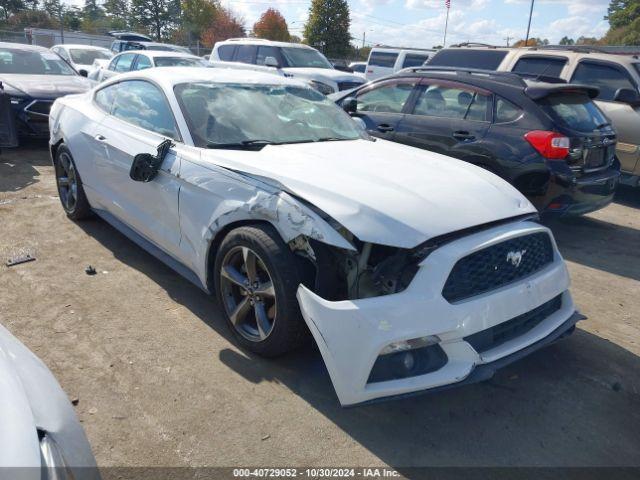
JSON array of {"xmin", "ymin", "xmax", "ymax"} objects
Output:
[
  {"xmin": 0, "ymin": 74, "xmax": 92, "ymax": 98},
  {"xmin": 282, "ymin": 67, "xmax": 365, "ymax": 85},
  {"xmin": 201, "ymin": 139, "xmax": 536, "ymax": 248}
]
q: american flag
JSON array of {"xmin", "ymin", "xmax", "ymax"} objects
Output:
[{"xmin": 445, "ymin": 0, "xmax": 450, "ymax": 8}]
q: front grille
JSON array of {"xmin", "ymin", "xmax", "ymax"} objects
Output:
[
  {"xmin": 442, "ymin": 232, "xmax": 554, "ymax": 303},
  {"xmin": 338, "ymin": 81, "xmax": 364, "ymax": 91},
  {"xmin": 464, "ymin": 295, "xmax": 562, "ymax": 353},
  {"xmin": 25, "ymin": 100, "xmax": 53, "ymax": 116}
]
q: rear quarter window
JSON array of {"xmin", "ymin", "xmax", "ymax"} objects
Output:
[
  {"xmin": 402, "ymin": 54, "xmax": 430, "ymax": 68},
  {"xmin": 217, "ymin": 45, "xmax": 235, "ymax": 61},
  {"xmin": 513, "ymin": 56, "xmax": 567, "ymax": 78},
  {"xmin": 369, "ymin": 51, "xmax": 398, "ymax": 68},
  {"xmin": 538, "ymin": 92, "xmax": 609, "ymax": 132},
  {"xmin": 428, "ymin": 49, "xmax": 507, "ymax": 70}
]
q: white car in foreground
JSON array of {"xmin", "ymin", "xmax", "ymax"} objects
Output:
[
  {"xmin": 49, "ymin": 68, "xmax": 582, "ymax": 406},
  {"xmin": 0, "ymin": 323, "xmax": 98, "ymax": 477}
]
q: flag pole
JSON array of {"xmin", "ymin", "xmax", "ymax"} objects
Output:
[{"xmin": 443, "ymin": 2, "xmax": 450, "ymax": 47}]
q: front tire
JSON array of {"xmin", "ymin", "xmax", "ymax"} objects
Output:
[
  {"xmin": 214, "ymin": 225, "xmax": 308, "ymax": 357},
  {"xmin": 54, "ymin": 145, "xmax": 92, "ymax": 220}
]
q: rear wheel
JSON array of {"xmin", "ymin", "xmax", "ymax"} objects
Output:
[
  {"xmin": 214, "ymin": 225, "xmax": 308, "ymax": 357},
  {"xmin": 54, "ymin": 145, "xmax": 92, "ymax": 220}
]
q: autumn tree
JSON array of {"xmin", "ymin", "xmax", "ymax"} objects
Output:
[
  {"xmin": 303, "ymin": 0, "xmax": 351, "ymax": 57},
  {"xmin": 253, "ymin": 8, "xmax": 289, "ymax": 41},
  {"xmin": 200, "ymin": 6, "xmax": 244, "ymax": 47},
  {"xmin": 512, "ymin": 37, "xmax": 549, "ymax": 47}
]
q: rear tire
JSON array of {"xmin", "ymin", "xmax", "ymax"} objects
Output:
[
  {"xmin": 54, "ymin": 145, "xmax": 92, "ymax": 220},
  {"xmin": 214, "ymin": 225, "xmax": 308, "ymax": 357}
]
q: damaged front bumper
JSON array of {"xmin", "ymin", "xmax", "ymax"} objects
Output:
[{"xmin": 296, "ymin": 221, "xmax": 581, "ymax": 406}]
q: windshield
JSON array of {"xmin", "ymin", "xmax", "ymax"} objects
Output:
[
  {"xmin": 155, "ymin": 57, "xmax": 205, "ymax": 67},
  {"xmin": 280, "ymin": 47, "xmax": 333, "ymax": 69},
  {"xmin": 69, "ymin": 49, "xmax": 111, "ymax": 64},
  {"xmin": 0, "ymin": 48, "xmax": 76, "ymax": 75},
  {"xmin": 538, "ymin": 92, "xmax": 610, "ymax": 132},
  {"xmin": 146, "ymin": 45, "xmax": 192, "ymax": 54},
  {"xmin": 175, "ymin": 82, "xmax": 364, "ymax": 147}
]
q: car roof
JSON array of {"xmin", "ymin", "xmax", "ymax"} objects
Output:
[
  {"xmin": 114, "ymin": 50, "xmax": 198, "ymax": 58},
  {"xmin": 53, "ymin": 44, "xmax": 110, "ymax": 51},
  {"xmin": 0, "ymin": 42, "xmax": 48, "ymax": 52},
  {"xmin": 370, "ymin": 47, "xmax": 436, "ymax": 53},
  {"xmin": 103, "ymin": 66, "xmax": 309, "ymax": 90},
  {"xmin": 216, "ymin": 38, "xmax": 316, "ymax": 50}
]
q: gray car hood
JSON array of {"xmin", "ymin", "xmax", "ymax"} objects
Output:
[
  {"xmin": 201, "ymin": 139, "xmax": 536, "ymax": 248},
  {"xmin": 0, "ymin": 74, "xmax": 92, "ymax": 98}
]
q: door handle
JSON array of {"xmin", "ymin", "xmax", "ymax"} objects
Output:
[
  {"xmin": 377, "ymin": 124, "xmax": 394, "ymax": 133},
  {"xmin": 94, "ymin": 134, "xmax": 107, "ymax": 142},
  {"xmin": 453, "ymin": 131, "xmax": 475, "ymax": 141}
]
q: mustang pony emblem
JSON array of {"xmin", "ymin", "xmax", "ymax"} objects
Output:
[{"xmin": 506, "ymin": 249, "xmax": 527, "ymax": 268}]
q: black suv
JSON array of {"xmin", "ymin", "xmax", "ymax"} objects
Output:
[{"xmin": 333, "ymin": 67, "xmax": 620, "ymax": 216}]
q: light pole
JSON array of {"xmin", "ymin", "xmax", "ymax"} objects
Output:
[{"xmin": 525, "ymin": 0, "xmax": 535, "ymax": 46}]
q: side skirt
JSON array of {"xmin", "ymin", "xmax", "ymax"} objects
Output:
[{"xmin": 92, "ymin": 208, "xmax": 209, "ymax": 293}]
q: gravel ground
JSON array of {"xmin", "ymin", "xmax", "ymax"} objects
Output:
[{"xmin": 1, "ymin": 144, "xmax": 639, "ymax": 471}]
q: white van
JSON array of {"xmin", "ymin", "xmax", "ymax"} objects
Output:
[{"xmin": 365, "ymin": 47, "xmax": 435, "ymax": 81}]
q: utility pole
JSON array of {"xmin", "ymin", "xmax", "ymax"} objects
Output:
[
  {"xmin": 443, "ymin": 4, "xmax": 450, "ymax": 47},
  {"xmin": 362, "ymin": 31, "xmax": 366, "ymax": 50},
  {"xmin": 59, "ymin": 8, "xmax": 64, "ymax": 44},
  {"xmin": 525, "ymin": 0, "xmax": 535, "ymax": 47},
  {"xmin": 504, "ymin": 35, "xmax": 512, "ymax": 47}
]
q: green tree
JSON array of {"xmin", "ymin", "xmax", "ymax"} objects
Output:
[
  {"xmin": 303, "ymin": 0, "xmax": 351, "ymax": 58},
  {"xmin": 559, "ymin": 36, "xmax": 575, "ymax": 45},
  {"xmin": 43, "ymin": 0, "xmax": 62, "ymax": 19},
  {"xmin": 0, "ymin": 0, "xmax": 25, "ymax": 19},
  {"xmin": 131, "ymin": 0, "xmax": 180, "ymax": 40},
  {"xmin": 604, "ymin": 0, "xmax": 640, "ymax": 44},
  {"xmin": 103, "ymin": 0, "xmax": 129, "ymax": 28},
  {"xmin": 181, "ymin": 0, "xmax": 217, "ymax": 41},
  {"xmin": 63, "ymin": 5, "xmax": 82, "ymax": 30}
]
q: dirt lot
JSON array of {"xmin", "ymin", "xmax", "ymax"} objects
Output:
[{"xmin": 1, "ymin": 144, "xmax": 639, "ymax": 470}]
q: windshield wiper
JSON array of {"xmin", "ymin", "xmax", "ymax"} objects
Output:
[
  {"xmin": 207, "ymin": 140, "xmax": 279, "ymax": 150},
  {"xmin": 315, "ymin": 137, "xmax": 351, "ymax": 142}
]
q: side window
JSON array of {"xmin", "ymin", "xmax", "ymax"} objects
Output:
[
  {"xmin": 402, "ymin": 54, "xmax": 429, "ymax": 69},
  {"xmin": 218, "ymin": 45, "xmax": 236, "ymax": 61},
  {"xmin": 513, "ymin": 56, "xmax": 567, "ymax": 78},
  {"xmin": 368, "ymin": 51, "xmax": 398, "ymax": 68},
  {"xmin": 256, "ymin": 46, "xmax": 279, "ymax": 66},
  {"xmin": 235, "ymin": 45, "xmax": 256, "ymax": 64},
  {"xmin": 113, "ymin": 53, "xmax": 135, "ymax": 72},
  {"xmin": 495, "ymin": 97, "xmax": 522, "ymax": 123},
  {"xmin": 112, "ymin": 80, "xmax": 179, "ymax": 139},
  {"xmin": 356, "ymin": 81, "xmax": 416, "ymax": 113},
  {"xmin": 572, "ymin": 61, "xmax": 636, "ymax": 101},
  {"xmin": 95, "ymin": 84, "xmax": 118, "ymax": 113},
  {"xmin": 413, "ymin": 84, "xmax": 490, "ymax": 121},
  {"xmin": 134, "ymin": 55, "xmax": 152, "ymax": 70}
]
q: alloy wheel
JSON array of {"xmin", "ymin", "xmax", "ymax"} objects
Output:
[
  {"xmin": 220, "ymin": 246, "xmax": 277, "ymax": 342},
  {"xmin": 56, "ymin": 152, "xmax": 78, "ymax": 212}
]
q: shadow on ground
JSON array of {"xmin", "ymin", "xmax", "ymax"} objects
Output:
[
  {"xmin": 77, "ymin": 217, "xmax": 640, "ymax": 470},
  {"xmin": 0, "ymin": 142, "xmax": 50, "ymax": 193},
  {"xmin": 547, "ymin": 214, "xmax": 640, "ymax": 282}
]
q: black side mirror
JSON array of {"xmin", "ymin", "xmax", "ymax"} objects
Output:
[
  {"xmin": 613, "ymin": 88, "xmax": 640, "ymax": 106},
  {"xmin": 79, "ymin": 70, "xmax": 88, "ymax": 77},
  {"xmin": 342, "ymin": 96, "xmax": 357, "ymax": 114},
  {"xmin": 130, "ymin": 139, "xmax": 174, "ymax": 182}
]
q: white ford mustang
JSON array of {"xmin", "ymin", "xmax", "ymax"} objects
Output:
[{"xmin": 49, "ymin": 67, "xmax": 583, "ymax": 406}]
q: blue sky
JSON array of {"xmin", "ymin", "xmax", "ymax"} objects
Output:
[{"xmin": 221, "ymin": 0, "xmax": 611, "ymax": 48}]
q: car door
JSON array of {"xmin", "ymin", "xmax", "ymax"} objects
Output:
[
  {"xmin": 571, "ymin": 59, "xmax": 640, "ymax": 175},
  {"xmin": 102, "ymin": 52, "xmax": 136, "ymax": 81},
  {"xmin": 351, "ymin": 78, "xmax": 420, "ymax": 140},
  {"xmin": 92, "ymin": 79, "xmax": 183, "ymax": 257},
  {"xmin": 394, "ymin": 79, "xmax": 492, "ymax": 159}
]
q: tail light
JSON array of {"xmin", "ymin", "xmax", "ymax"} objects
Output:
[{"xmin": 524, "ymin": 131, "xmax": 570, "ymax": 160}]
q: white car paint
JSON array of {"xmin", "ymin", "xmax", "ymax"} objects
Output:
[
  {"xmin": 365, "ymin": 47, "xmax": 436, "ymax": 81},
  {"xmin": 51, "ymin": 44, "xmax": 112, "ymax": 77},
  {"xmin": 0, "ymin": 323, "xmax": 98, "ymax": 475},
  {"xmin": 49, "ymin": 67, "xmax": 581, "ymax": 406},
  {"xmin": 209, "ymin": 39, "xmax": 365, "ymax": 94},
  {"xmin": 97, "ymin": 50, "xmax": 205, "ymax": 82}
]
